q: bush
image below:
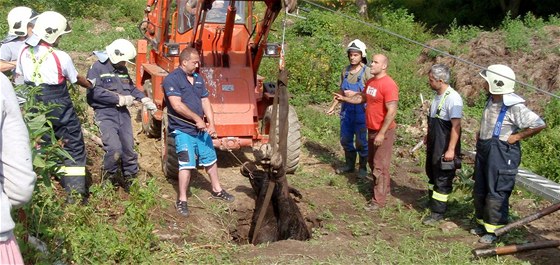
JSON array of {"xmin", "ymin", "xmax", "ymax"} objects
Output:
[{"xmin": 522, "ymin": 98, "xmax": 560, "ymax": 182}]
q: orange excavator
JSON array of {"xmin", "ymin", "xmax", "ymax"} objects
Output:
[{"xmin": 136, "ymin": 0, "xmax": 300, "ymax": 178}]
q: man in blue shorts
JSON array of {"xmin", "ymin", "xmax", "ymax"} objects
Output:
[{"xmin": 163, "ymin": 47, "xmax": 234, "ymax": 217}]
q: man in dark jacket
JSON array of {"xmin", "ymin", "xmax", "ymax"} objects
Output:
[{"xmin": 86, "ymin": 39, "xmax": 156, "ymax": 192}]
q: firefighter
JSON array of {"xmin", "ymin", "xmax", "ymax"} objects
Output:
[
  {"xmin": 86, "ymin": 39, "xmax": 157, "ymax": 192},
  {"xmin": 15, "ymin": 11, "xmax": 92, "ymax": 204},
  {"xmin": 422, "ymin": 64, "xmax": 463, "ymax": 226},
  {"xmin": 327, "ymin": 39, "xmax": 371, "ymax": 178},
  {"xmin": 0, "ymin": 6, "xmax": 37, "ymax": 84},
  {"xmin": 471, "ymin": 64, "xmax": 546, "ymax": 243}
]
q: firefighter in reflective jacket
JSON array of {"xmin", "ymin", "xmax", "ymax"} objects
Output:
[
  {"xmin": 422, "ymin": 64, "xmax": 463, "ymax": 226},
  {"xmin": 471, "ymin": 64, "xmax": 546, "ymax": 244},
  {"xmin": 15, "ymin": 11, "xmax": 93, "ymax": 203},
  {"xmin": 86, "ymin": 39, "xmax": 156, "ymax": 192}
]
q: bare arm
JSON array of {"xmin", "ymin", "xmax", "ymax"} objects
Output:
[
  {"xmin": 0, "ymin": 61, "xmax": 16, "ymax": 72},
  {"xmin": 327, "ymin": 90, "xmax": 344, "ymax": 115},
  {"xmin": 201, "ymin": 97, "xmax": 216, "ymax": 136},
  {"xmin": 76, "ymin": 75, "xmax": 93, "ymax": 89},
  {"xmin": 443, "ymin": 118, "xmax": 461, "ymax": 161},
  {"xmin": 333, "ymin": 91, "xmax": 366, "ymax": 105},
  {"xmin": 373, "ymin": 100, "xmax": 397, "ymax": 146},
  {"xmin": 168, "ymin": 95, "xmax": 206, "ymax": 130},
  {"xmin": 508, "ymin": 124, "xmax": 547, "ymax": 144}
]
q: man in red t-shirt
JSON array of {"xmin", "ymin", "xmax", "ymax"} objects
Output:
[{"xmin": 334, "ymin": 54, "xmax": 399, "ymax": 210}]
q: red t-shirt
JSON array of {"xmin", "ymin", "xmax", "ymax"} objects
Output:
[{"xmin": 364, "ymin": 75, "xmax": 399, "ymax": 130}]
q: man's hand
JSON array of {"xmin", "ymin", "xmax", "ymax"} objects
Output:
[
  {"xmin": 194, "ymin": 118, "xmax": 207, "ymax": 131},
  {"xmin": 443, "ymin": 149, "xmax": 455, "ymax": 161},
  {"xmin": 141, "ymin": 97, "xmax": 157, "ymax": 111},
  {"xmin": 374, "ymin": 132, "xmax": 385, "ymax": 146},
  {"xmin": 118, "ymin": 95, "xmax": 135, "ymax": 107},
  {"xmin": 206, "ymin": 124, "xmax": 217, "ymax": 138},
  {"xmin": 507, "ymin": 134, "xmax": 521, "ymax": 144},
  {"xmin": 333, "ymin": 92, "xmax": 345, "ymax": 102},
  {"xmin": 326, "ymin": 105, "xmax": 336, "ymax": 115}
]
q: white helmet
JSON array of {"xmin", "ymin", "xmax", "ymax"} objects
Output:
[
  {"xmin": 480, "ymin": 64, "xmax": 516, "ymax": 95},
  {"xmin": 7, "ymin": 6, "xmax": 38, "ymax": 36},
  {"xmin": 347, "ymin": 39, "xmax": 367, "ymax": 58},
  {"xmin": 106, "ymin": 39, "xmax": 137, "ymax": 64},
  {"xmin": 32, "ymin": 11, "xmax": 72, "ymax": 44}
]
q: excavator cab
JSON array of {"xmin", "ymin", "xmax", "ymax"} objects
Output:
[{"xmin": 136, "ymin": 0, "xmax": 300, "ymax": 178}]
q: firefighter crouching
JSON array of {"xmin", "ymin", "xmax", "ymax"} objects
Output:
[
  {"xmin": 15, "ymin": 11, "xmax": 93, "ymax": 204},
  {"xmin": 86, "ymin": 39, "xmax": 156, "ymax": 192}
]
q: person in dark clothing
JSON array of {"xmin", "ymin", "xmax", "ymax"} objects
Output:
[
  {"xmin": 471, "ymin": 64, "xmax": 546, "ymax": 244},
  {"xmin": 87, "ymin": 39, "xmax": 156, "ymax": 192},
  {"xmin": 422, "ymin": 64, "xmax": 463, "ymax": 226}
]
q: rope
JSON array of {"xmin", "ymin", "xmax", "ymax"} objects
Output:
[{"xmin": 301, "ymin": 0, "xmax": 560, "ymax": 99}]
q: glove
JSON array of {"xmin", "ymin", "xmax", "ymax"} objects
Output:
[
  {"xmin": 141, "ymin": 97, "xmax": 157, "ymax": 111},
  {"xmin": 117, "ymin": 95, "xmax": 135, "ymax": 107}
]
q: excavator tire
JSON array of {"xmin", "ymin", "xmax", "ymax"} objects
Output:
[
  {"xmin": 161, "ymin": 107, "xmax": 178, "ymax": 179},
  {"xmin": 141, "ymin": 80, "xmax": 161, "ymax": 138},
  {"xmin": 262, "ymin": 105, "xmax": 301, "ymax": 174}
]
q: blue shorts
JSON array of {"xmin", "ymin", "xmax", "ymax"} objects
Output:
[{"xmin": 173, "ymin": 130, "xmax": 217, "ymax": 170}]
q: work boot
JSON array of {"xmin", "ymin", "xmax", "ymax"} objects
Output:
[
  {"xmin": 102, "ymin": 172, "xmax": 119, "ymax": 189},
  {"xmin": 335, "ymin": 151, "xmax": 356, "ymax": 174},
  {"xmin": 422, "ymin": 212, "xmax": 444, "ymax": 226},
  {"xmin": 122, "ymin": 174, "xmax": 137, "ymax": 193},
  {"xmin": 61, "ymin": 176, "xmax": 88, "ymax": 205},
  {"xmin": 479, "ymin": 233, "xmax": 498, "ymax": 244},
  {"xmin": 358, "ymin": 156, "xmax": 368, "ymax": 179}
]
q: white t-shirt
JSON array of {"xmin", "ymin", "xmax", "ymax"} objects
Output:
[
  {"xmin": 15, "ymin": 44, "xmax": 78, "ymax": 85},
  {"xmin": 0, "ymin": 39, "xmax": 25, "ymax": 62},
  {"xmin": 429, "ymin": 86, "xmax": 463, "ymax": 121}
]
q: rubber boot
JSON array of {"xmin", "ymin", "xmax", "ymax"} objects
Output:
[
  {"xmin": 61, "ymin": 176, "xmax": 88, "ymax": 205},
  {"xmin": 358, "ymin": 156, "xmax": 368, "ymax": 179},
  {"xmin": 122, "ymin": 174, "xmax": 136, "ymax": 193},
  {"xmin": 102, "ymin": 172, "xmax": 119, "ymax": 189},
  {"xmin": 335, "ymin": 151, "xmax": 356, "ymax": 174}
]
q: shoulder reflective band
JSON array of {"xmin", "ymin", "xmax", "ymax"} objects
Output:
[
  {"xmin": 492, "ymin": 103, "xmax": 509, "ymax": 138},
  {"xmin": 435, "ymin": 88, "xmax": 452, "ymax": 119},
  {"xmin": 476, "ymin": 218, "xmax": 484, "ymax": 225},
  {"xmin": 432, "ymin": 190, "xmax": 449, "ymax": 202}
]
